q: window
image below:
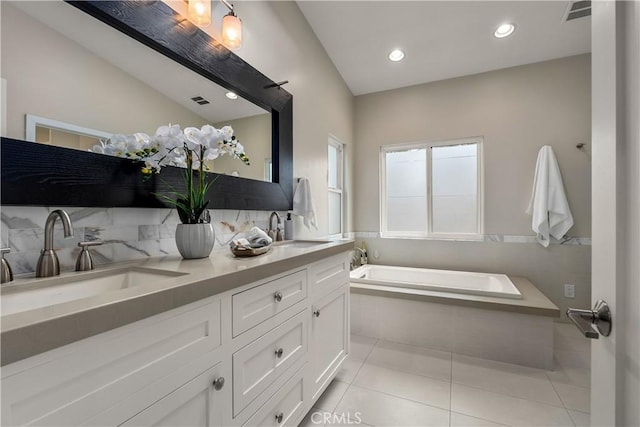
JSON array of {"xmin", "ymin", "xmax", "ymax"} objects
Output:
[
  {"xmin": 328, "ymin": 136, "xmax": 344, "ymax": 237},
  {"xmin": 380, "ymin": 137, "xmax": 483, "ymax": 239}
]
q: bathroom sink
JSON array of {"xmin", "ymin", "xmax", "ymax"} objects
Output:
[
  {"xmin": 273, "ymin": 240, "xmax": 331, "ymax": 249},
  {"xmin": 1, "ymin": 267, "xmax": 186, "ymax": 316}
]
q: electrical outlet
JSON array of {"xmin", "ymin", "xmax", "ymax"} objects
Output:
[{"xmin": 564, "ymin": 284, "xmax": 575, "ymax": 298}]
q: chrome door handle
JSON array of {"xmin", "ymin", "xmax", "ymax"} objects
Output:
[{"xmin": 567, "ymin": 299, "xmax": 612, "ymax": 339}]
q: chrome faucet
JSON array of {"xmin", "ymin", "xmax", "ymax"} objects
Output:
[
  {"xmin": 267, "ymin": 212, "xmax": 284, "ymax": 242},
  {"xmin": 36, "ymin": 210, "xmax": 74, "ymax": 277}
]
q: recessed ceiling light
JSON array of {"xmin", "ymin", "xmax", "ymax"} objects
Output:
[
  {"xmin": 225, "ymin": 91, "xmax": 238, "ymax": 100},
  {"xmin": 494, "ymin": 23, "xmax": 515, "ymax": 38},
  {"xmin": 388, "ymin": 49, "xmax": 405, "ymax": 62}
]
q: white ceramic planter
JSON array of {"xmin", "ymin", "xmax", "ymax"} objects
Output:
[{"xmin": 175, "ymin": 223, "xmax": 215, "ymax": 259}]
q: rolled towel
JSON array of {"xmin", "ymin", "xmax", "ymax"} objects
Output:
[
  {"xmin": 246, "ymin": 226, "xmax": 273, "ymax": 245},
  {"xmin": 229, "ymin": 238, "xmax": 251, "ymax": 250}
]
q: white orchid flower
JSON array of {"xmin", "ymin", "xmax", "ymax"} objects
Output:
[
  {"xmin": 183, "ymin": 127, "xmax": 204, "ymax": 151},
  {"xmin": 220, "ymin": 125, "xmax": 234, "ymax": 141}
]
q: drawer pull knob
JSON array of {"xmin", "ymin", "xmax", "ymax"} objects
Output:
[
  {"xmin": 275, "ymin": 412, "xmax": 284, "ymax": 424},
  {"xmin": 275, "ymin": 348, "xmax": 284, "ymax": 358},
  {"xmin": 213, "ymin": 376, "xmax": 225, "ymax": 391},
  {"xmin": 313, "ymin": 309, "xmax": 321, "ymax": 318},
  {"xmin": 274, "ymin": 291, "xmax": 283, "ymax": 302}
]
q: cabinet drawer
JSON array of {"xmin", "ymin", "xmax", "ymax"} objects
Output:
[
  {"xmin": 1, "ymin": 299, "xmax": 221, "ymax": 427},
  {"xmin": 307, "ymin": 253, "xmax": 349, "ymax": 296},
  {"xmin": 243, "ymin": 365, "xmax": 307, "ymax": 427},
  {"xmin": 233, "ymin": 310, "xmax": 308, "ymax": 417},
  {"xmin": 232, "ymin": 270, "xmax": 307, "ymax": 337}
]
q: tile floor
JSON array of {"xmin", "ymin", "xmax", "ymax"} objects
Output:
[{"xmin": 299, "ymin": 323, "xmax": 590, "ymax": 427}]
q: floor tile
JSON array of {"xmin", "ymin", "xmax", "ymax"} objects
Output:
[
  {"xmin": 314, "ymin": 380, "xmax": 350, "ymax": 412},
  {"xmin": 350, "ymin": 335, "xmax": 377, "ymax": 361},
  {"xmin": 553, "ymin": 383, "xmax": 590, "ymax": 413},
  {"xmin": 451, "ymin": 383, "xmax": 574, "ymax": 426},
  {"xmin": 568, "ymin": 410, "xmax": 590, "ymax": 427},
  {"xmin": 452, "ymin": 353, "xmax": 563, "ymax": 407},
  {"xmin": 335, "ymin": 357, "xmax": 365, "ymax": 384},
  {"xmin": 366, "ymin": 339, "xmax": 452, "ymax": 381},
  {"xmin": 298, "ymin": 407, "xmax": 330, "ymax": 427},
  {"xmin": 327, "ymin": 413, "xmax": 374, "ymax": 427},
  {"xmin": 546, "ymin": 350, "xmax": 590, "ymax": 389},
  {"xmin": 450, "ymin": 412, "xmax": 508, "ymax": 427},
  {"xmin": 335, "ymin": 384, "xmax": 450, "ymax": 427},
  {"xmin": 353, "ymin": 363, "xmax": 451, "ymax": 410}
]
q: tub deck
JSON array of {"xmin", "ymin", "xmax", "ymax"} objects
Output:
[{"xmin": 350, "ymin": 275, "xmax": 559, "ymax": 317}]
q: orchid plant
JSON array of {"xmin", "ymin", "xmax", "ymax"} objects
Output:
[{"xmin": 92, "ymin": 124, "xmax": 250, "ymax": 224}]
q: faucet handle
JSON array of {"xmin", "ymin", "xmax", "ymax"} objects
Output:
[
  {"xmin": 78, "ymin": 240, "xmax": 103, "ymax": 248},
  {"xmin": 75, "ymin": 240, "xmax": 102, "ymax": 272},
  {"xmin": 1, "ymin": 248, "xmax": 14, "ymax": 284}
]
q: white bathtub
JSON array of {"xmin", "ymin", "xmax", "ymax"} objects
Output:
[{"xmin": 350, "ymin": 264, "xmax": 522, "ymax": 299}]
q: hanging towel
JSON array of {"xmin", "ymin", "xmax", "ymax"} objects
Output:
[
  {"xmin": 292, "ymin": 178, "xmax": 318, "ymax": 230},
  {"xmin": 526, "ymin": 146, "xmax": 574, "ymax": 247}
]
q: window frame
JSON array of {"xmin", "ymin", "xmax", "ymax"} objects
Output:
[
  {"xmin": 328, "ymin": 135, "xmax": 345, "ymax": 238},
  {"xmin": 380, "ymin": 136, "xmax": 484, "ymax": 241}
]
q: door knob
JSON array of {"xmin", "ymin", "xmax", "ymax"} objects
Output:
[{"xmin": 567, "ymin": 299, "xmax": 612, "ymax": 339}]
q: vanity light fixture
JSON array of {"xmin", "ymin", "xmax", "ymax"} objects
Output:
[
  {"xmin": 494, "ymin": 23, "xmax": 515, "ymax": 38},
  {"xmin": 187, "ymin": 0, "xmax": 243, "ymax": 50},
  {"xmin": 388, "ymin": 49, "xmax": 405, "ymax": 62},
  {"xmin": 225, "ymin": 91, "xmax": 238, "ymax": 100},
  {"xmin": 188, "ymin": 0, "xmax": 211, "ymax": 27}
]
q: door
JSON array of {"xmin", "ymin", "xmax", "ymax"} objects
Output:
[
  {"xmin": 310, "ymin": 285, "xmax": 349, "ymax": 399},
  {"xmin": 591, "ymin": 1, "xmax": 640, "ymax": 426}
]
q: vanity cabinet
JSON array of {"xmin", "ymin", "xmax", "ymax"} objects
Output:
[
  {"xmin": 120, "ymin": 363, "xmax": 228, "ymax": 427},
  {"xmin": 1, "ymin": 250, "xmax": 351, "ymax": 427}
]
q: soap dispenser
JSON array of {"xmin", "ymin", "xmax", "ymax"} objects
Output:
[
  {"xmin": 284, "ymin": 212, "xmax": 293, "ymax": 240},
  {"xmin": 1, "ymin": 247, "xmax": 14, "ymax": 284}
]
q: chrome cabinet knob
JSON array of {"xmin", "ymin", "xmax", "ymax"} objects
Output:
[
  {"xmin": 274, "ymin": 291, "xmax": 283, "ymax": 302},
  {"xmin": 313, "ymin": 309, "xmax": 321, "ymax": 318},
  {"xmin": 275, "ymin": 348, "xmax": 284, "ymax": 358},
  {"xmin": 275, "ymin": 412, "xmax": 284, "ymax": 424},
  {"xmin": 212, "ymin": 376, "xmax": 225, "ymax": 391}
]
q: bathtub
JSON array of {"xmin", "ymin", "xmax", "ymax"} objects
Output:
[{"xmin": 350, "ymin": 264, "xmax": 522, "ymax": 299}]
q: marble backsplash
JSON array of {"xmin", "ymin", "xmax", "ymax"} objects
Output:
[{"xmin": 1, "ymin": 206, "xmax": 283, "ymax": 276}]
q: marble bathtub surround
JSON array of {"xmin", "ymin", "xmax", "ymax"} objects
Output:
[{"xmin": 1, "ymin": 206, "xmax": 284, "ymax": 276}]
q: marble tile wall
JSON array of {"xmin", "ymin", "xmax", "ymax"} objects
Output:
[{"xmin": 1, "ymin": 206, "xmax": 281, "ymax": 276}]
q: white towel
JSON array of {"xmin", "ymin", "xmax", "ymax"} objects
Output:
[
  {"xmin": 526, "ymin": 146, "xmax": 574, "ymax": 247},
  {"xmin": 292, "ymin": 178, "xmax": 318, "ymax": 230},
  {"xmin": 245, "ymin": 226, "xmax": 272, "ymax": 245}
]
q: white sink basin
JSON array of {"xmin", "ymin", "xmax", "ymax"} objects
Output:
[
  {"xmin": 1, "ymin": 267, "xmax": 186, "ymax": 316},
  {"xmin": 273, "ymin": 240, "xmax": 331, "ymax": 249}
]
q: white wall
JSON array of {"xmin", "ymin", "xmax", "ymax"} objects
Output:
[
  {"xmin": 1, "ymin": 3, "xmax": 208, "ymax": 139},
  {"xmin": 353, "ymin": 55, "xmax": 592, "ymax": 319}
]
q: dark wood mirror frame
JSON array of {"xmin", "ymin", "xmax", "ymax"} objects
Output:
[{"xmin": 0, "ymin": 1, "xmax": 293, "ymax": 211}]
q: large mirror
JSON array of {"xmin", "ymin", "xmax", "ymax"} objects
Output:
[{"xmin": 0, "ymin": 1, "xmax": 293, "ymax": 209}]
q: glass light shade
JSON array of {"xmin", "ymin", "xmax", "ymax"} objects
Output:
[
  {"xmin": 222, "ymin": 13, "xmax": 242, "ymax": 50},
  {"xmin": 188, "ymin": 0, "xmax": 211, "ymax": 27}
]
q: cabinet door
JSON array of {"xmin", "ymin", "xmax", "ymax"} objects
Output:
[
  {"xmin": 310, "ymin": 285, "xmax": 349, "ymax": 399},
  {"xmin": 120, "ymin": 362, "xmax": 228, "ymax": 427}
]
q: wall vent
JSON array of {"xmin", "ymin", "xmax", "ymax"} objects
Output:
[
  {"xmin": 564, "ymin": 0, "xmax": 591, "ymax": 22},
  {"xmin": 191, "ymin": 96, "xmax": 210, "ymax": 105}
]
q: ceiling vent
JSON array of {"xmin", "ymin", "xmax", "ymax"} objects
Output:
[
  {"xmin": 191, "ymin": 96, "xmax": 210, "ymax": 105},
  {"xmin": 564, "ymin": 0, "xmax": 591, "ymax": 22}
]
